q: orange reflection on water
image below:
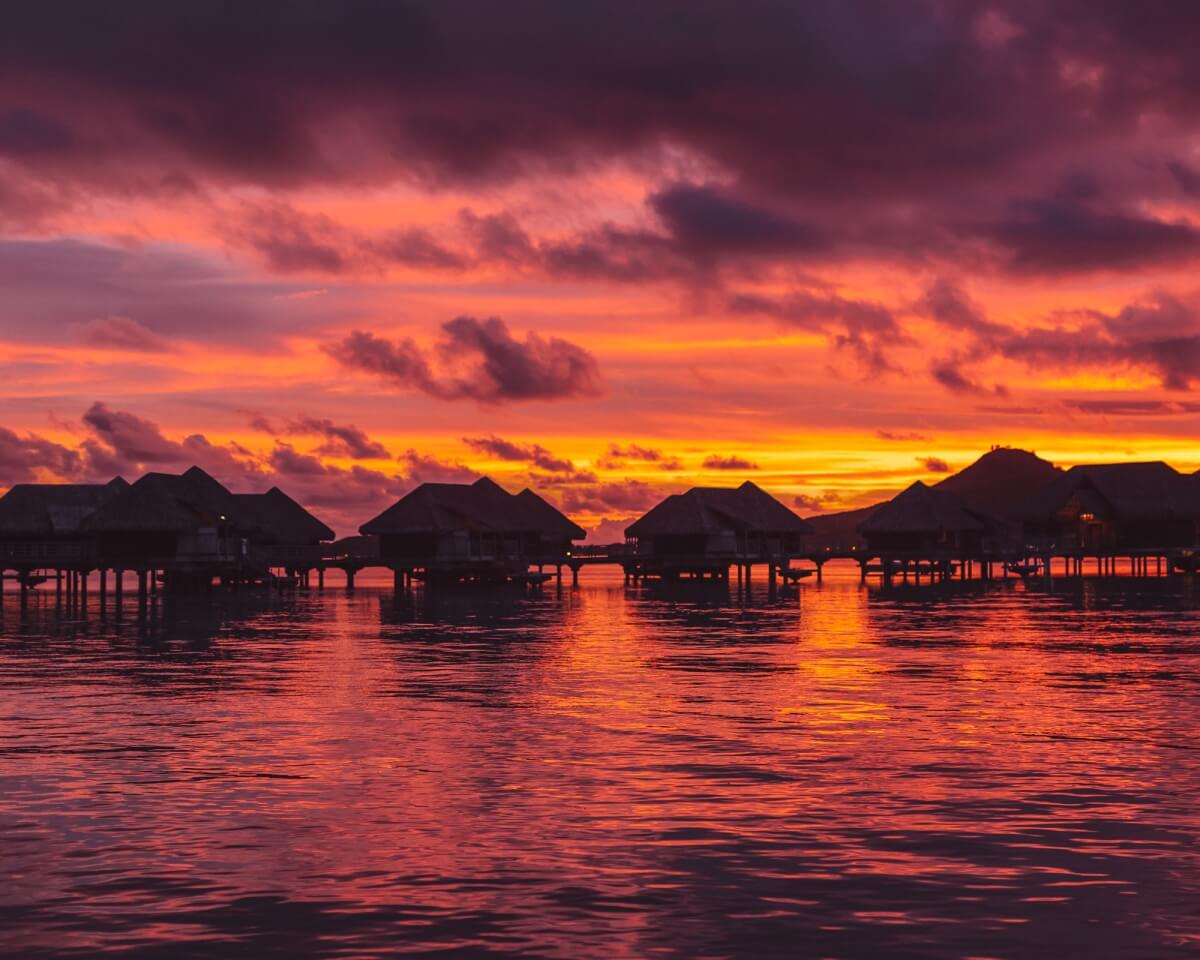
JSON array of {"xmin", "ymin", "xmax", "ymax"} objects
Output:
[{"xmin": 2, "ymin": 567, "xmax": 1200, "ymax": 957}]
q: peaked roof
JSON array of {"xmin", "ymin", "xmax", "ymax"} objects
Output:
[
  {"xmin": 625, "ymin": 481, "xmax": 812, "ymax": 538},
  {"xmin": 857, "ymin": 481, "xmax": 989, "ymax": 535},
  {"xmin": 85, "ymin": 467, "xmax": 240, "ymax": 532},
  {"xmin": 359, "ymin": 476, "xmax": 583, "ymax": 539},
  {"xmin": 513, "ymin": 488, "xmax": 586, "ymax": 540},
  {"xmin": 0, "ymin": 477, "xmax": 129, "ymax": 535},
  {"xmin": 234, "ymin": 488, "xmax": 334, "ymax": 543},
  {"xmin": 1022, "ymin": 461, "xmax": 1199, "ymax": 519}
]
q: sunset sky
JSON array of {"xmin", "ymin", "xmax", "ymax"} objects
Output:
[{"xmin": 4, "ymin": 2, "xmax": 1200, "ymax": 537}]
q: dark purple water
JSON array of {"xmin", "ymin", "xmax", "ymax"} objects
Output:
[{"xmin": 3, "ymin": 565, "xmax": 1200, "ymax": 958}]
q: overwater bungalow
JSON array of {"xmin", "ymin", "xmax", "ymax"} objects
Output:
[
  {"xmin": 624, "ymin": 480, "xmax": 812, "ymax": 580},
  {"xmin": 359, "ymin": 476, "xmax": 585, "ymax": 583},
  {"xmin": 84, "ymin": 466, "xmax": 244, "ymax": 569},
  {"xmin": 1022, "ymin": 462, "xmax": 1200, "ymax": 553},
  {"xmin": 234, "ymin": 487, "xmax": 335, "ymax": 570},
  {"xmin": 0, "ymin": 477, "xmax": 128, "ymax": 574},
  {"xmin": 856, "ymin": 481, "xmax": 996, "ymax": 562}
]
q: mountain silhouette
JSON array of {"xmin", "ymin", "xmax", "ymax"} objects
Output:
[
  {"xmin": 934, "ymin": 447, "xmax": 1061, "ymax": 517},
  {"xmin": 805, "ymin": 447, "xmax": 1061, "ymax": 552}
]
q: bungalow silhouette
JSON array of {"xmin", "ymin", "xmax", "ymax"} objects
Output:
[
  {"xmin": 857, "ymin": 481, "xmax": 997, "ymax": 559},
  {"xmin": 624, "ymin": 480, "xmax": 812, "ymax": 579},
  {"xmin": 234, "ymin": 487, "xmax": 335, "ymax": 569},
  {"xmin": 0, "ymin": 477, "xmax": 128, "ymax": 570},
  {"xmin": 1022, "ymin": 462, "xmax": 1200, "ymax": 552},
  {"xmin": 85, "ymin": 466, "xmax": 245, "ymax": 567},
  {"xmin": 359, "ymin": 476, "xmax": 584, "ymax": 582},
  {"xmin": 83, "ymin": 466, "xmax": 334, "ymax": 585}
]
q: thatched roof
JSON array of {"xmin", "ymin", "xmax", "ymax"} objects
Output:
[
  {"xmin": 513, "ymin": 488, "xmax": 587, "ymax": 540},
  {"xmin": 857, "ymin": 481, "xmax": 989, "ymax": 535},
  {"xmin": 234, "ymin": 488, "xmax": 334, "ymax": 544},
  {"xmin": 1022, "ymin": 462, "xmax": 1198, "ymax": 520},
  {"xmin": 85, "ymin": 466, "xmax": 239, "ymax": 533},
  {"xmin": 625, "ymin": 481, "xmax": 812, "ymax": 539},
  {"xmin": 0, "ymin": 477, "xmax": 128, "ymax": 535},
  {"xmin": 360, "ymin": 476, "xmax": 583, "ymax": 539}
]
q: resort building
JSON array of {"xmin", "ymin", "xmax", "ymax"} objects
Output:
[
  {"xmin": 84, "ymin": 466, "xmax": 245, "ymax": 567},
  {"xmin": 857, "ymin": 481, "xmax": 996, "ymax": 559},
  {"xmin": 359, "ymin": 476, "xmax": 584, "ymax": 582},
  {"xmin": 1022, "ymin": 462, "xmax": 1200, "ymax": 552},
  {"xmin": 0, "ymin": 477, "xmax": 129, "ymax": 570},
  {"xmin": 234, "ymin": 487, "xmax": 335, "ymax": 570},
  {"xmin": 624, "ymin": 481, "xmax": 812, "ymax": 579}
]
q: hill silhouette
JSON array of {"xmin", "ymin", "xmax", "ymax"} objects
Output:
[
  {"xmin": 935, "ymin": 447, "xmax": 1062, "ymax": 517},
  {"xmin": 805, "ymin": 447, "xmax": 1061, "ymax": 552}
]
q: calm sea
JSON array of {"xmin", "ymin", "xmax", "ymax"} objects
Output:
[{"xmin": 3, "ymin": 564, "xmax": 1200, "ymax": 958}]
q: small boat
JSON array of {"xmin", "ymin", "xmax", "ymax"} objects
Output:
[
  {"xmin": 18, "ymin": 574, "xmax": 48, "ymax": 588},
  {"xmin": 1004, "ymin": 561, "xmax": 1041, "ymax": 577},
  {"xmin": 779, "ymin": 568, "xmax": 814, "ymax": 582}
]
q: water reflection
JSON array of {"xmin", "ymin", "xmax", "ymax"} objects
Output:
[{"xmin": 3, "ymin": 570, "xmax": 1200, "ymax": 957}]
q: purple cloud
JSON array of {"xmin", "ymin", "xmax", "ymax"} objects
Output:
[
  {"xmin": 702, "ymin": 454, "xmax": 759, "ymax": 470},
  {"xmin": 327, "ymin": 316, "xmax": 602, "ymax": 404},
  {"xmin": 462, "ymin": 435, "xmax": 575, "ymax": 472}
]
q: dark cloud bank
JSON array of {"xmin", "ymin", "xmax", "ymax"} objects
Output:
[
  {"xmin": 6, "ymin": 1, "xmax": 1200, "ymax": 276},
  {"xmin": 6, "ymin": 3, "xmax": 1200, "ymax": 400}
]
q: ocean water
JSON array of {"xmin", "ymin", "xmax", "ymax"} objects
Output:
[{"xmin": 2, "ymin": 563, "xmax": 1200, "ymax": 958}]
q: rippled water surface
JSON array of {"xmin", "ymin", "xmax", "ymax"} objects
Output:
[{"xmin": 3, "ymin": 565, "xmax": 1200, "ymax": 958}]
